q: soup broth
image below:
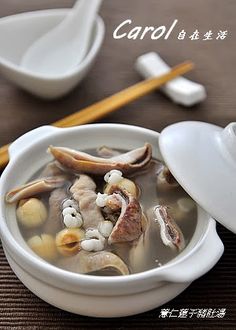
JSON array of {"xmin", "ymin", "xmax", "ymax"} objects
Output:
[{"xmin": 6, "ymin": 145, "xmax": 197, "ymax": 276}]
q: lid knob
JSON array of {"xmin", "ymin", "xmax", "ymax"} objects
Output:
[{"xmin": 220, "ymin": 122, "xmax": 236, "ymax": 161}]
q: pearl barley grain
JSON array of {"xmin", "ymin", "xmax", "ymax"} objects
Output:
[
  {"xmin": 96, "ymin": 193, "xmax": 109, "ymax": 207},
  {"xmin": 104, "ymin": 170, "xmax": 123, "ymax": 184},
  {"xmin": 64, "ymin": 213, "xmax": 83, "ymax": 228},
  {"xmin": 98, "ymin": 221, "xmax": 113, "ymax": 238}
]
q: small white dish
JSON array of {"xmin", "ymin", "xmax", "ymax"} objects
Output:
[
  {"xmin": 21, "ymin": 0, "xmax": 103, "ymax": 77},
  {"xmin": 0, "ymin": 9, "xmax": 105, "ymax": 99},
  {"xmin": 0, "ymin": 124, "xmax": 224, "ymax": 317}
]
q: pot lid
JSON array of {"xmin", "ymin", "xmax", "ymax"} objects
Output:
[{"xmin": 159, "ymin": 121, "xmax": 236, "ymax": 234}]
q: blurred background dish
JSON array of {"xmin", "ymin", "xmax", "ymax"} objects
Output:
[
  {"xmin": 21, "ymin": 0, "xmax": 103, "ymax": 77},
  {"xmin": 0, "ymin": 9, "xmax": 105, "ymax": 99}
]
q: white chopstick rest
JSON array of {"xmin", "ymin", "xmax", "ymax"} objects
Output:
[{"xmin": 135, "ymin": 52, "xmax": 206, "ymax": 107}]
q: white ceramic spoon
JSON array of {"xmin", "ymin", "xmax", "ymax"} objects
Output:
[{"xmin": 21, "ymin": 0, "xmax": 103, "ymax": 77}]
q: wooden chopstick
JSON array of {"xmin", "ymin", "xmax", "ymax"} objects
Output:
[{"xmin": 0, "ymin": 60, "xmax": 194, "ymax": 169}]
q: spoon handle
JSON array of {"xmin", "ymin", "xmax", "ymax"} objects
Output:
[
  {"xmin": 0, "ymin": 61, "xmax": 194, "ymax": 169},
  {"xmin": 63, "ymin": 0, "xmax": 103, "ymax": 29},
  {"xmin": 57, "ymin": 0, "xmax": 103, "ymax": 63},
  {"xmin": 73, "ymin": 0, "xmax": 103, "ymax": 13}
]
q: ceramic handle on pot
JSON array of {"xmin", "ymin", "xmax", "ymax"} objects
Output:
[
  {"xmin": 8, "ymin": 126, "xmax": 60, "ymax": 160},
  {"xmin": 155, "ymin": 219, "xmax": 224, "ymax": 283}
]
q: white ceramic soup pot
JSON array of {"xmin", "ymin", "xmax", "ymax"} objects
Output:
[{"xmin": 0, "ymin": 124, "xmax": 224, "ymax": 317}]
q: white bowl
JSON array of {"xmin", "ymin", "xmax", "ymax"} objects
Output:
[
  {"xmin": 0, "ymin": 9, "xmax": 105, "ymax": 99},
  {"xmin": 0, "ymin": 124, "xmax": 224, "ymax": 317}
]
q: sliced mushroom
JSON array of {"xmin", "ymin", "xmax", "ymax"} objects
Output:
[
  {"xmin": 5, "ymin": 176, "xmax": 68, "ymax": 204},
  {"xmin": 154, "ymin": 205, "xmax": 185, "ymax": 251},
  {"xmin": 57, "ymin": 250, "xmax": 129, "ymax": 275},
  {"xmin": 48, "ymin": 143, "xmax": 152, "ymax": 175},
  {"xmin": 43, "ymin": 188, "xmax": 68, "ymax": 234},
  {"xmin": 70, "ymin": 175, "xmax": 105, "ymax": 229},
  {"xmin": 157, "ymin": 166, "xmax": 179, "ymax": 191}
]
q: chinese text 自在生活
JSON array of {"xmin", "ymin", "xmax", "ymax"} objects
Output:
[{"xmin": 178, "ymin": 29, "xmax": 228, "ymax": 41}]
